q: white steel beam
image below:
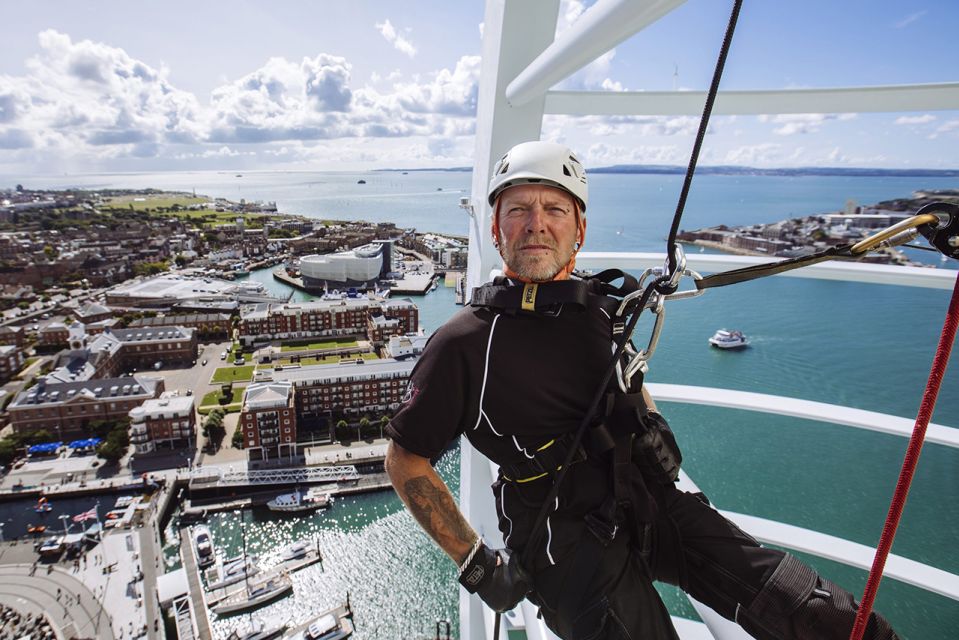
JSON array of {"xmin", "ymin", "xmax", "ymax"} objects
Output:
[
  {"xmin": 465, "ymin": 0, "xmax": 562, "ymax": 299},
  {"xmin": 577, "ymin": 251, "xmax": 959, "ymax": 290},
  {"xmin": 545, "ymin": 82, "xmax": 959, "ymax": 116},
  {"xmin": 676, "ymin": 473, "xmax": 959, "ymax": 602},
  {"xmin": 647, "ymin": 383, "xmax": 959, "ymax": 448},
  {"xmin": 505, "ymin": 0, "xmax": 687, "ymax": 107}
]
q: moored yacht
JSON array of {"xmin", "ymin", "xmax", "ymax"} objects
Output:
[
  {"xmin": 226, "ymin": 617, "xmax": 287, "ymax": 640},
  {"xmin": 193, "ymin": 524, "xmax": 215, "ymax": 568},
  {"xmin": 210, "ymin": 572, "xmax": 293, "ymax": 616},
  {"xmin": 266, "ymin": 488, "xmax": 332, "ymax": 513}
]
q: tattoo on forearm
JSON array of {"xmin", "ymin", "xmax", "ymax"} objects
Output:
[{"xmin": 403, "ymin": 475, "xmax": 474, "ymax": 548}]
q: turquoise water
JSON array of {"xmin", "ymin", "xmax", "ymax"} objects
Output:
[{"xmin": 7, "ymin": 170, "xmax": 957, "ymax": 638}]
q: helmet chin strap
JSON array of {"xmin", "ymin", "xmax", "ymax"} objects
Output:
[{"xmin": 491, "ymin": 200, "xmax": 586, "ymax": 283}]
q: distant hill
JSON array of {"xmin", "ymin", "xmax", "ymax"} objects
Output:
[{"xmin": 377, "ymin": 165, "xmax": 959, "ymax": 177}]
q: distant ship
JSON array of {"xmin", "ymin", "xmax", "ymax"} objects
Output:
[{"xmin": 708, "ymin": 329, "xmax": 749, "ymax": 350}]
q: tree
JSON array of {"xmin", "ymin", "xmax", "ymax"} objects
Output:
[
  {"xmin": 174, "ymin": 254, "xmax": 188, "ymax": 267},
  {"xmin": 232, "ymin": 427, "xmax": 244, "ymax": 449},
  {"xmin": 335, "ymin": 419, "xmax": 349, "ymax": 443},
  {"xmin": 359, "ymin": 416, "xmax": 370, "ymax": 441},
  {"xmin": 0, "ymin": 439, "xmax": 18, "ymax": 465},
  {"xmin": 379, "ymin": 415, "xmax": 390, "ymax": 439}
]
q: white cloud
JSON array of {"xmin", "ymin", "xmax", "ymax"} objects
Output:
[
  {"xmin": 376, "ymin": 19, "xmax": 417, "ymax": 58},
  {"xmin": 724, "ymin": 143, "xmax": 782, "ymax": 165},
  {"xmin": 586, "ymin": 142, "xmax": 683, "ymax": 165},
  {"xmin": 759, "ymin": 113, "xmax": 857, "ymax": 136},
  {"xmin": 894, "ymin": 11, "xmax": 927, "ymax": 29},
  {"xmin": 895, "ymin": 114, "xmax": 936, "ymax": 126},
  {"xmin": 1, "ymin": 29, "xmax": 205, "ymax": 158},
  {"xmin": 929, "ymin": 119, "xmax": 959, "ymax": 139}
]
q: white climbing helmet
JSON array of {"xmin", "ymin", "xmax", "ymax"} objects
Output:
[{"xmin": 487, "ymin": 141, "xmax": 588, "ymax": 213}]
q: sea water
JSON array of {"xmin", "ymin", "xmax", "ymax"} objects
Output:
[{"xmin": 3, "ymin": 170, "xmax": 957, "ymax": 638}]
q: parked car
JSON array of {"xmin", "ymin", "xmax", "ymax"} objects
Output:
[
  {"xmin": 220, "ymin": 352, "xmax": 227, "ymax": 360},
  {"xmin": 201, "ymin": 359, "xmax": 208, "ymax": 366},
  {"xmin": 233, "ymin": 356, "xmax": 246, "ymax": 366}
]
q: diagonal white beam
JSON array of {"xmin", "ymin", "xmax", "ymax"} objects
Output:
[
  {"xmin": 576, "ymin": 252, "xmax": 959, "ymax": 290},
  {"xmin": 545, "ymin": 82, "xmax": 959, "ymax": 116},
  {"xmin": 505, "ymin": 0, "xmax": 687, "ymax": 107}
]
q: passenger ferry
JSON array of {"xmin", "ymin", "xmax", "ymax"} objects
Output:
[
  {"xmin": 266, "ymin": 488, "xmax": 332, "ymax": 513},
  {"xmin": 708, "ymin": 329, "xmax": 748, "ymax": 349}
]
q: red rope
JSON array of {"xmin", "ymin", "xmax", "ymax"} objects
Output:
[{"xmin": 849, "ymin": 270, "xmax": 959, "ymax": 640}]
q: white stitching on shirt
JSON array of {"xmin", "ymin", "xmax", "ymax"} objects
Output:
[
  {"xmin": 545, "ymin": 496, "xmax": 559, "ymax": 565},
  {"xmin": 472, "ymin": 313, "xmax": 499, "ymax": 431}
]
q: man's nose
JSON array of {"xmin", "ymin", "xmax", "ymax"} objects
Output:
[{"xmin": 524, "ymin": 204, "xmax": 548, "ymax": 231}]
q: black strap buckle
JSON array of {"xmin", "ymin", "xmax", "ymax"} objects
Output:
[{"xmin": 584, "ymin": 502, "xmax": 619, "ymax": 547}]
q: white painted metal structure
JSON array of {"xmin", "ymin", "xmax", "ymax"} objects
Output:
[{"xmin": 461, "ymin": 0, "xmax": 959, "ymax": 639}]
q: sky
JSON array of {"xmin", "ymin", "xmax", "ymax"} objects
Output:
[{"xmin": 0, "ymin": 0, "xmax": 957, "ymax": 176}]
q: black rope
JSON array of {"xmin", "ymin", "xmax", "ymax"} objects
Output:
[{"xmin": 661, "ymin": 0, "xmax": 744, "ymax": 292}]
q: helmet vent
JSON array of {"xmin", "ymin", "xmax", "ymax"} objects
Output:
[
  {"xmin": 498, "ymin": 163, "xmax": 509, "ymax": 174},
  {"xmin": 562, "ymin": 165, "xmax": 572, "ymax": 177}
]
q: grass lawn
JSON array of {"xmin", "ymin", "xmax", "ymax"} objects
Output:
[
  {"xmin": 211, "ymin": 365, "xmax": 255, "ymax": 384},
  {"xmin": 198, "ymin": 388, "xmax": 245, "ymax": 414},
  {"xmin": 280, "ymin": 338, "xmax": 359, "ymax": 352},
  {"xmin": 107, "ymin": 195, "xmax": 211, "ymax": 212}
]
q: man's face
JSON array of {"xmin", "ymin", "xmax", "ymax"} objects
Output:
[{"xmin": 496, "ymin": 184, "xmax": 582, "ymax": 282}]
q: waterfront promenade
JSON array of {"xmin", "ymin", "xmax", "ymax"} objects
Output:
[{"xmin": 0, "ymin": 524, "xmax": 162, "ymax": 640}]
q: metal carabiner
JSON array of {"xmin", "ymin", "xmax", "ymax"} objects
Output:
[
  {"xmin": 664, "ymin": 268, "xmax": 706, "ymax": 301},
  {"xmin": 620, "ymin": 291, "xmax": 666, "ymax": 389},
  {"xmin": 663, "ymin": 244, "xmax": 688, "ymax": 293}
]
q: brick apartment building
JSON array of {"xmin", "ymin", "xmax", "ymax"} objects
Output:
[
  {"xmin": 262, "ymin": 358, "xmax": 415, "ymax": 424},
  {"xmin": 129, "ymin": 312, "xmax": 232, "ymax": 338},
  {"xmin": 0, "ymin": 326, "xmax": 25, "ymax": 348},
  {"xmin": 46, "ymin": 325, "xmax": 197, "ymax": 383},
  {"xmin": 128, "ymin": 393, "xmax": 196, "ymax": 454},
  {"xmin": 238, "ymin": 297, "xmax": 418, "ymax": 347},
  {"xmin": 7, "ymin": 375, "xmax": 165, "ymax": 438},
  {"xmin": 240, "ymin": 380, "xmax": 297, "ymax": 462},
  {"xmin": 0, "ymin": 344, "xmax": 24, "ymax": 383}
]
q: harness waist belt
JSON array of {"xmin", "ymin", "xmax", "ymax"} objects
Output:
[{"xmin": 500, "ymin": 435, "xmax": 587, "ymax": 483}]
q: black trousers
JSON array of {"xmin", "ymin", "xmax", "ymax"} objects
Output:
[{"xmin": 529, "ymin": 485, "xmax": 899, "ymax": 640}]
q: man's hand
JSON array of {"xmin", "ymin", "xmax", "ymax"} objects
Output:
[{"xmin": 458, "ymin": 542, "xmax": 532, "ymax": 612}]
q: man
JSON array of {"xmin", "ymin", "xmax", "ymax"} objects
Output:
[{"xmin": 385, "ymin": 141, "xmax": 898, "ymax": 640}]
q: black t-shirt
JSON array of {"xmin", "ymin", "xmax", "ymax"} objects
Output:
[{"xmin": 387, "ymin": 289, "xmax": 617, "ymax": 567}]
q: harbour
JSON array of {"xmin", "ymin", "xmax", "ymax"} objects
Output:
[{"xmin": 0, "ymin": 171, "xmax": 955, "ymax": 639}]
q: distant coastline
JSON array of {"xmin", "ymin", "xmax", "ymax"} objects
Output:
[{"xmin": 377, "ymin": 164, "xmax": 959, "ymax": 177}]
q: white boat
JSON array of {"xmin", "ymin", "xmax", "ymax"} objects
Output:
[
  {"xmin": 226, "ymin": 617, "xmax": 287, "ymax": 640},
  {"xmin": 708, "ymin": 329, "xmax": 749, "ymax": 349},
  {"xmin": 210, "ymin": 572, "xmax": 293, "ymax": 616},
  {"xmin": 279, "ymin": 539, "xmax": 311, "ymax": 562},
  {"xmin": 193, "ymin": 524, "xmax": 215, "ymax": 567},
  {"xmin": 266, "ymin": 488, "xmax": 332, "ymax": 513},
  {"xmin": 37, "ymin": 536, "xmax": 64, "ymax": 557},
  {"xmin": 206, "ymin": 556, "xmax": 261, "ymax": 591},
  {"xmin": 297, "ymin": 611, "xmax": 354, "ymax": 640}
]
